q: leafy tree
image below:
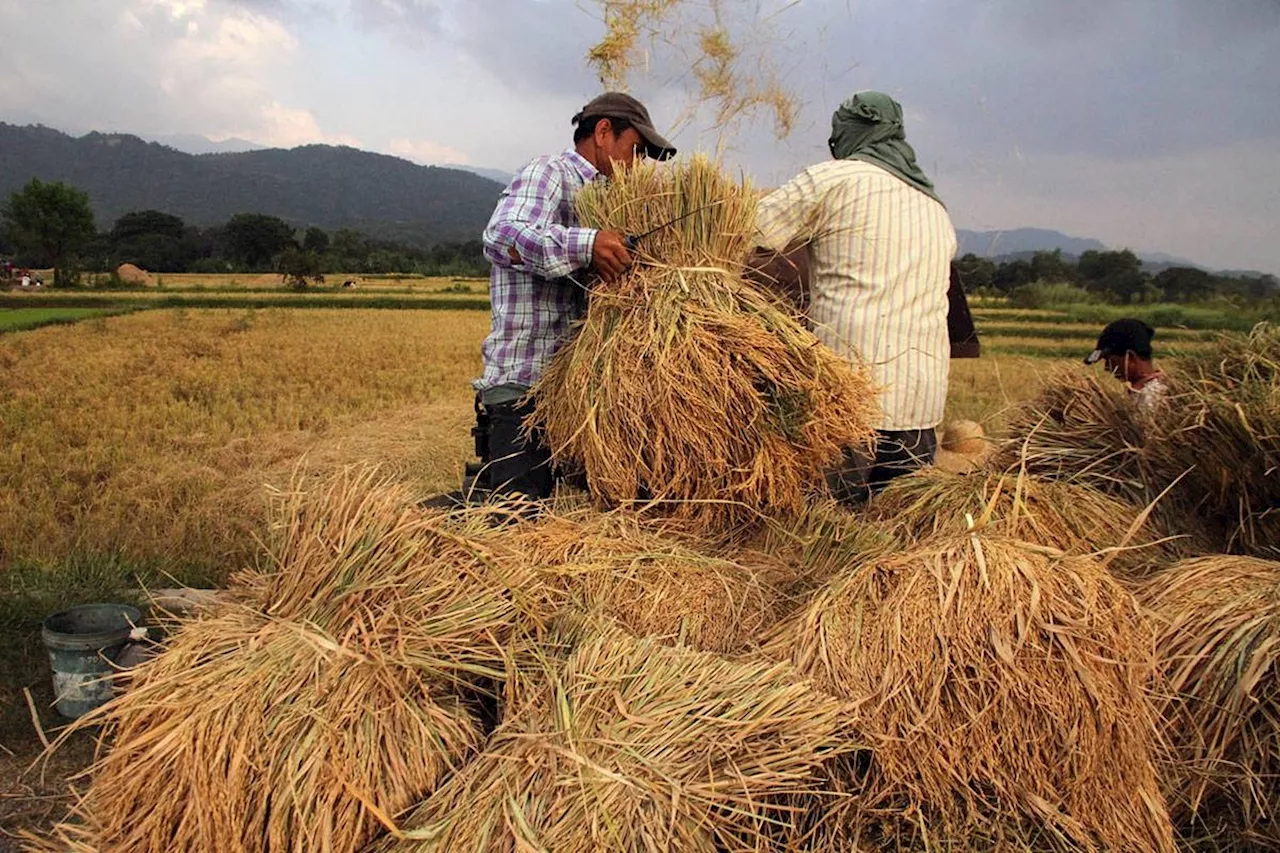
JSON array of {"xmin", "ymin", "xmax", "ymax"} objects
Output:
[
  {"xmin": 221, "ymin": 213, "xmax": 296, "ymax": 270},
  {"xmin": 1152, "ymin": 267, "xmax": 1215, "ymax": 302},
  {"xmin": 1028, "ymin": 249, "xmax": 1075, "ymax": 284},
  {"xmin": 110, "ymin": 210, "xmax": 199, "ymax": 272},
  {"xmin": 1, "ymin": 178, "xmax": 97, "ymax": 286},
  {"xmin": 1079, "ymin": 249, "xmax": 1147, "ymax": 304},
  {"xmin": 277, "ymin": 246, "xmax": 325, "ymax": 290},
  {"xmin": 992, "ymin": 258, "xmax": 1034, "ymax": 293},
  {"xmin": 953, "ymin": 253, "xmax": 996, "ymax": 292},
  {"xmin": 303, "ymin": 226, "xmax": 330, "ymax": 254}
]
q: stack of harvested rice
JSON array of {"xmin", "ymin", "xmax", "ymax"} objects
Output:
[
  {"xmin": 994, "ymin": 368, "xmax": 1153, "ymax": 505},
  {"xmin": 532, "ymin": 156, "xmax": 879, "ymax": 535},
  {"xmin": 999, "ymin": 325, "xmax": 1279, "ymax": 558},
  {"xmin": 114, "ymin": 262, "xmax": 154, "ymax": 285},
  {"xmin": 476, "ymin": 507, "xmax": 784, "ymax": 655},
  {"xmin": 1138, "ymin": 554, "xmax": 1280, "ymax": 846},
  {"xmin": 765, "ymin": 533, "xmax": 1175, "ymax": 851},
  {"xmin": 34, "ymin": 470, "xmax": 547, "ymax": 853},
  {"xmin": 374, "ymin": 629, "xmax": 852, "ymax": 852},
  {"xmin": 866, "ymin": 468, "xmax": 1185, "ymax": 579},
  {"xmin": 742, "ymin": 499, "xmax": 898, "ymax": 606},
  {"xmin": 1147, "ymin": 323, "xmax": 1279, "ymax": 557}
]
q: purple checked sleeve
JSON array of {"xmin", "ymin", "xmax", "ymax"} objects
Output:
[{"xmin": 483, "ymin": 159, "xmax": 596, "ymax": 280}]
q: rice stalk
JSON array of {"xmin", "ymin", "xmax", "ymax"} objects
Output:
[
  {"xmin": 994, "ymin": 368, "xmax": 1154, "ymax": 505},
  {"xmin": 1149, "ymin": 323, "xmax": 1280, "ymax": 558},
  {"xmin": 479, "ymin": 507, "xmax": 784, "ymax": 654},
  {"xmin": 234, "ymin": 466, "xmax": 558, "ymax": 682},
  {"xmin": 764, "ymin": 534, "xmax": 1175, "ymax": 851}
]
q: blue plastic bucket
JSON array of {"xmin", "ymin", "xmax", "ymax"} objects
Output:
[{"xmin": 41, "ymin": 603, "xmax": 143, "ymax": 719}]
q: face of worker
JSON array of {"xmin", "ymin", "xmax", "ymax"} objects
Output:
[
  {"xmin": 1104, "ymin": 351, "xmax": 1146, "ymax": 383},
  {"xmin": 594, "ymin": 121, "xmax": 646, "ymax": 177}
]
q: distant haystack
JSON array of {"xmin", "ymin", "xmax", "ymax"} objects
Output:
[{"xmin": 115, "ymin": 263, "xmax": 155, "ymax": 286}]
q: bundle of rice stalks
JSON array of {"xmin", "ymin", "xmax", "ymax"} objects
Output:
[
  {"xmin": 478, "ymin": 507, "xmax": 783, "ymax": 654},
  {"xmin": 532, "ymin": 156, "xmax": 879, "ymax": 535},
  {"xmin": 1150, "ymin": 324, "xmax": 1280, "ymax": 557},
  {"xmin": 34, "ymin": 469, "xmax": 551, "ymax": 853},
  {"xmin": 1138, "ymin": 555, "xmax": 1280, "ymax": 845},
  {"xmin": 866, "ymin": 468, "xmax": 1185, "ymax": 579},
  {"xmin": 236, "ymin": 467, "xmax": 557, "ymax": 671},
  {"xmin": 994, "ymin": 369, "xmax": 1153, "ymax": 505},
  {"xmin": 764, "ymin": 534, "xmax": 1175, "ymax": 851},
  {"xmin": 34, "ymin": 609, "xmax": 485, "ymax": 853},
  {"xmin": 373, "ymin": 630, "xmax": 854, "ymax": 852}
]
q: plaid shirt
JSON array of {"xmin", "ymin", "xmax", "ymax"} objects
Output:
[{"xmin": 475, "ymin": 149, "xmax": 599, "ymax": 391}]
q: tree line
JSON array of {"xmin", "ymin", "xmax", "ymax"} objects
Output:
[
  {"xmin": 953, "ymin": 248, "xmax": 1279, "ymax": 306},
  {"xmin": 0, "ymin": 178, "xmax": 488, "ymax": 286}
]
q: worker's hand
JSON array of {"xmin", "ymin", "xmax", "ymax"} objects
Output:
[{"xmin": 591, "ymin": 230, "xmax": 633, "ymax": 281}]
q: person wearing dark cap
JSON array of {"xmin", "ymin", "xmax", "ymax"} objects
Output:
[
  {"xmin": 436, "ymin": 92, "xmax": 676, "ymax": 508},
  {"xmin": 1083, "ymin": 318, "xmax": 1167, "ymax": 409}
]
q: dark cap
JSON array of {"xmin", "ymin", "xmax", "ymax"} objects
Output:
[
  {"xmin": 575, "ymin": 92, "xmax": 676, "ymax": 161},
  {"xmin": 1084, "ymin": 318, "xmax": 1155, "ymax": 365}
]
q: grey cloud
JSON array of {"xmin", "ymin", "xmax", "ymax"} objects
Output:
[
  {"xmin": 759, "ymin": 0, "xmax": 1280, "ymax": 164},
  {"xmin": 350, "ymin": 0, "xmax": 443, "ymax": 45}
]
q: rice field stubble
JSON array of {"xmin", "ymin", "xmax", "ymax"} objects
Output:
[{"xmin": 0, "ymin": 308, "xmax": 485, "ymax": 578}]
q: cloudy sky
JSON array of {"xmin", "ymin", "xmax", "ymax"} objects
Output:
[{"xmin": 1, "ymin": 0, "xmax": 1277, "ymax": 272}]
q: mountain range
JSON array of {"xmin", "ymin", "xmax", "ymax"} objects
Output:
[
  {"xmin": 0, "ymin": 124, "xmax": 1236, "ymax": 270},
  {"xmin": 0, "ymin": 123, "xmax": 506, "ymax": 248}
]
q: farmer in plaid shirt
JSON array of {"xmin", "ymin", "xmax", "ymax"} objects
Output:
[{"xmin": 453, "ymin": 92, "xmax": 675, "ymax": 504}]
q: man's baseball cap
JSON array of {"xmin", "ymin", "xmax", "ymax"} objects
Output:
[
  {"xmin": 575, "ymin": 92, "xmax": 677, "ymax": 161},
  {"xmin": 1084, "ymin": 318, "xmax": 1155, "ymax": 365}
]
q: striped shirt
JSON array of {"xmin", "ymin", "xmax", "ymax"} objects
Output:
[
  {"xmin": 475, "ymin": 149, "xmax": 600, "ymax": 392},
  {"xmin": 756, "ymin": 159, "xmax": 957, "ymax": 430}
]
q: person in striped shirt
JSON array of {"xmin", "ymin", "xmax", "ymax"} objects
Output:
[
  {"xmin": 456, "ymin": 92, "xmax": 676, "ymax": 504},
  {"xmin": 753, "ymin": 91, "xmax": 958, "ymax": 503}
]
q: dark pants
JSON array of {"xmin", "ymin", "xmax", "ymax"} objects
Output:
[
  {"xmin": 827, "ymin": 428, "xmax": 938, "ymax": 505},
  {"xmin": 479, "ymin": 395, "xmax": 556, "ymax": 500}
]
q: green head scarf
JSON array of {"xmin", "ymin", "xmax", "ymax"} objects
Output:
[{"xmin": 829, "ymin": 91, "xmax": 943, "ymax": 206}]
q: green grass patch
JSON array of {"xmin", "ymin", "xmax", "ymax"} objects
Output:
[
  {"xmin": 976, "ymin": 322, "xmax": 1219, "ymax": 342},
  {"xmin": 974, "ymin": 303, "xmax": 1277, "ymax": 332},
  {"xmin": 0, "ymin": 307, "xmax": 128, "ymax": 333},
  {"xmin": 0, "ymin": 554, "xmax": 219, "ymax": 744}
]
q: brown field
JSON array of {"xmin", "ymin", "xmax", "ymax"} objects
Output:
[
  {"xmin": 0, "ymin": 309, "xmax": 487, "ymax": 576},
  {"xmin": 0, "ymin": 306, "xmax": 1057, "ymax": 579}
]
